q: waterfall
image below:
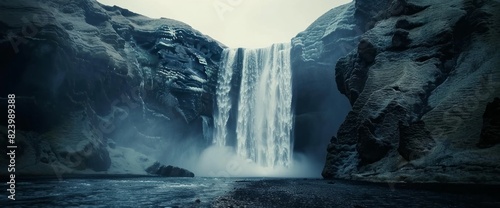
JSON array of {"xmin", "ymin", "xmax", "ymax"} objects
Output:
[
  {"xmin": 213, "ymin": 49, "xmax": 237, "ymax": 146},
  {"xmin": 201, "ymin": 116, "xmax": 212, "ymax": 144},
  {"xmin": 214, "ymin": 43, "xmax": 293, "ymax": 168}
]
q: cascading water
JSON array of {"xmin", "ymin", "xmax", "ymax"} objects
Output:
[
  {"xmin": 201, "ymin": 116, "xmax": 212, "ymax": 144},
  {"xmin": 236, "ymin": 43, "xmax": 293, "ymax": 168},
  {"xmin": 213, "ymin": 49, "xmax": 237, "ymax": 146},
  {"xmin": 213, "ymin": 43, "xmax": 293, "ymax": 168}
]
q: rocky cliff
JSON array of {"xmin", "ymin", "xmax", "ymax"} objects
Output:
[
  {"xmin": 0, "ymin": 0, "xmax": 222, "ymax": 176},
  {"xmin": 290, "ymin": 3, "xmax": 359, "ymax": 165},
  {"xmin": 323, "ymin": 0, "xmax": 500, "ymax": 183}
]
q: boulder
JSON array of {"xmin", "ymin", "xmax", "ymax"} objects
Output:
[{"xmin": 146, "ymin": 162, "xmax": 195, "ymax": 177}]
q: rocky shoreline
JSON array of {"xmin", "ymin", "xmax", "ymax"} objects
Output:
[{"xmin": 212, "ymin": 178, "xmax": 500, "ymax": 207}]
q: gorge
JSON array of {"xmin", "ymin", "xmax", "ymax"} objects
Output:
[{"xmin": 1, "ymin": 0, "xmax": 500, "ymax": 206}]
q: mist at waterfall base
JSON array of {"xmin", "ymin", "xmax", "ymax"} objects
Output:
[
  {"xmin": 134, "ymin": 139, "xmax": 322, "ymax": 178},
  {"xmin": 196, "ymin": 146, "xmax": 322, "ymax": 178}
]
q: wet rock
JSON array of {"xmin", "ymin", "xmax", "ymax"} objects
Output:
[{"xmin": 146, "ymin": 162, "xmax": 195, "ymax": 177}]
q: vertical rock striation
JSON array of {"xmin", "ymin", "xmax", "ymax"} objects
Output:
[{"xmin": 323, "ymin": 0, "xmax": 500, "ymax": 183}]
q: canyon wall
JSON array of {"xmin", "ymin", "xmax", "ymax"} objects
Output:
[
  {"xmin": 0, "ymin": 0, "xmax": 222, "ymax": 176},
  {"xmin": 323, "ymin": 0, "xmax": 500, "ymax": 183},
  {"xmin": 290, "ymin": 2, "xmax": 358, "ymax": 165}
]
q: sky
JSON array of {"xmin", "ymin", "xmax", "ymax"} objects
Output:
[{"xmin": 97, "ymin": 0, "xmax": 352, "ymax": 48}]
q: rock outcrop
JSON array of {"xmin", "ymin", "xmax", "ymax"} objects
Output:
[
  {"xmin": 323, "ymin": 0, "xmax": 500, "ymax": 183},
  {"xmin": 0, "ymin": 0, "xmax": 222, "ymax": 176},
  {"xmin": 146, "ymin": 162, "xmax": 195, "ymax": 177}
]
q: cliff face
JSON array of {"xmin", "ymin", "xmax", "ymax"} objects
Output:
[
  {"xmin": 290, "ymin": 3, "xmax": 359, "ymax": 164},
  {"xmin": 324, "ymin": 0, "xmax": 500, "ymax": 183},
  {"xmin": 0, "ymin": 0, "xmax": 222, "ymax": 175}
]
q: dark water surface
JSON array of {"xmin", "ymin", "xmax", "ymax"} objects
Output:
[
  {"xmin": 1, "ymin": 177, "xmax": 499, "ymax": 207},
  {"xmin": 2, "ymin": 177, "xmax": 235, "ymax": 207}
]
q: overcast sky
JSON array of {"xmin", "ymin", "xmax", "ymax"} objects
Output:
[{"xmin": 97, "ymin": 0, "xmax": 351, "ymax": 48}]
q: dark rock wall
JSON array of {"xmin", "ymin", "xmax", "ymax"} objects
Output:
[
  {"xmin": 0, "ymin": 0, "xmax": 223, "ymax": 174},
  {"xmin": 290, "ymin": 3, "xmax": 360, "ymax": 165},
  {"xmin": 323, "ymin": 0, "xmax": 500, "ymax": 183},
  {"xmin": 478, "ymin": 97, "xmax": 500, "ymax": 148}
]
